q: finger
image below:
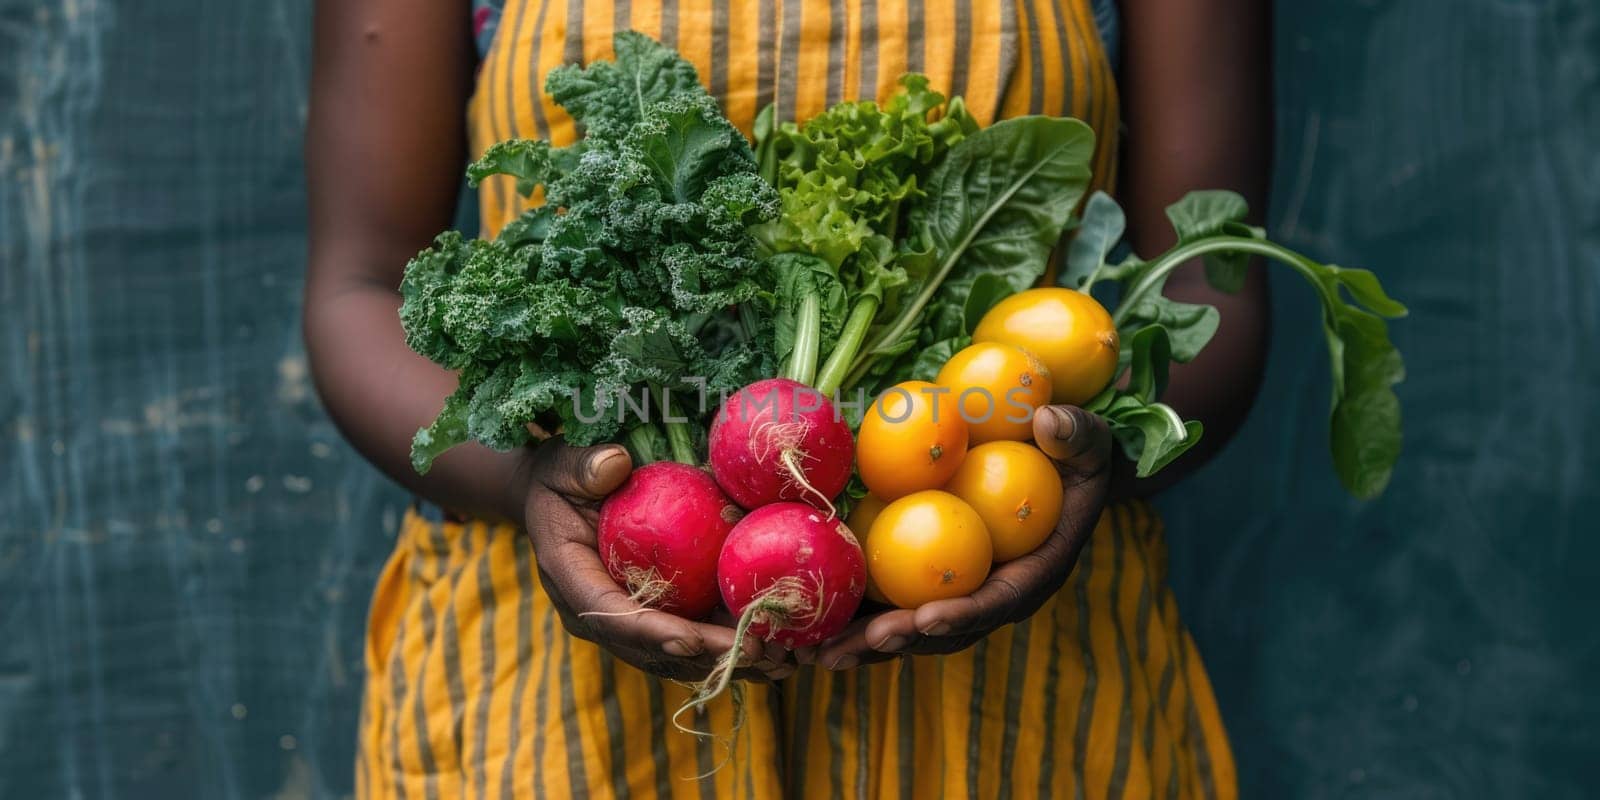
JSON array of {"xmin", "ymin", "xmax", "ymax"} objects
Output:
[
  {"xmin": 862, "ymin": 609, "xmax": 921, "ymax": 654},
  {"xmin": 1033, "ymin": 405, "xmax": 1113, "ymax": 481},
  {"xmin": 534, "ymin": 522, "xmax": 720, "ymax": 658},
  {"xmin": 693, "ymin": 620, "xmax": 771, "ymax": 672},
  {"xmin": 816, "ymin": 612, "xmax": 910, "ymax": 670},
  {"xmin": 758, "ymin": 638, "xmax": 792, "ymax": 675},
  {"xmin": 535, "ymin": 439, "xmax": 633, "ymax": 500},
  {"xmin": 897, "ymin": 629, "xmax": 988, "ymax": 657},
  {"xmin": 909, "ymin": 569, "xmax": 1030, "ymax": 638}
]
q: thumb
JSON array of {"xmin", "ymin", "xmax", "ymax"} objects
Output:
[
  {"xmin": 540, "ymin": 441, "xmax": 633, "ymax": 500},
  {"xmin": 1033, "ymin": 405, "xmax": 1112, "ymax": 479}
]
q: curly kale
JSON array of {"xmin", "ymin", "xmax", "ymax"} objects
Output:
[{"xmin": 400, "ymin": 33, "xmax": 778, "ymax": 472}]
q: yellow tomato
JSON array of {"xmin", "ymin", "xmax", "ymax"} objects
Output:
[
  {"xmin": 857, "ymin": 380, "xmax": 969, "ymax": 500},
  {"xmin": 972, "ymin": 288, "xmax": 1119, "ymax": 406},
  {"xmin": 935, "ymin": 342, "xmax": 1054, "ymax": 443},
  {"xmin": 864, "ymin": 490, "xmax": 992, "ymax": 608},
  {"xmin": 846, "ymin": 494, "xmax": 891, "ymax": 603},
  {"xmin": 943, "ymin": 441, "xmax": 1064, "ymax": 561}
]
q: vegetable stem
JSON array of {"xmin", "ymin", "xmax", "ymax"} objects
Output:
[
  {"xmin": 814, "ymin": 296, "xmax": 879, "ymax": 397},
  {"xmin": 1112, "ymin": 236, "xmax": 1336, "ymax": 325},
  {"xmin": 785, "ymin": 293, "xmax": 822, "ymax": 386},
  {"xmin": 665, "ymin": 419, "xmax": 698, "ymax": 465},
  {"xmin": 626, "ymin": 424, "xmax": 664, "ymax": 465}
]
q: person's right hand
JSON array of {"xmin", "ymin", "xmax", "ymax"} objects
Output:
[{"xmin": 521, "ymin": 438, "xmax": 793, "ymax": 682}]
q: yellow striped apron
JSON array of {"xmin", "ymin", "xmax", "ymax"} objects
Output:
[{"xmin": 357, "ymin": 3, "xmax": 1237, "ymax": 798}]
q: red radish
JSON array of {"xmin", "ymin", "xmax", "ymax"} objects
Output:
[
  {"xmin": 674, "ymin": 504, "xmax": 867, "ymax": 734},
  {"xmin": 596, "ymin": 462, "xmax": 742, "ymax": 619},
  {"xmin": 716, "ymin": 502, "xmax": 867, "ymax": 648},
  {"xmin": 708, "ymin": 377, "xmax": 855, "ymax": 511}
]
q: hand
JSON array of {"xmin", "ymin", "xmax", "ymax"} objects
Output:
[
  {"xmin": 521, "ymin": 439, "xmax": 793, "ymax": 682},
  {"xmin": 808, "ymin": 405, "xmax": 1114, "ymax": 670}
]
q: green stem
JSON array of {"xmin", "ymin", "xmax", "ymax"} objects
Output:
[
  {"xmin": 625, "ymin": 423, "xmax": 664, "ymax": 465},
  {"xmin": 814, "ymin": 296, "xmax": 879, "ymax": 397},
  {"xmin": 785, "ymin": 293, "xmax": 822, "ymax": 385},
  {"xmin": 1112, "ymin": 236, "xmax": 1335, "ymax": 326},
  {"xmin": 665, "ymin": 419, "xmax": 697, "ymax": 465}
]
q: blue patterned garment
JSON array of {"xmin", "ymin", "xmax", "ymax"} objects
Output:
[
  {"xmin": 471, "ymin": 0, "xmax": 504, "ymax": 60},
  {"xmin": 1092, "ymin": 0, "xmax": 1121, "ymax": 71}
]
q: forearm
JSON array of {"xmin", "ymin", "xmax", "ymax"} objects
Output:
[
  {"xmin": 303, "ymin": 267, "xmax": 534, "ymax": 524},
  {"xmin": 1115, "ymin": 0, "xmax": 1273, "ymax": 496}
]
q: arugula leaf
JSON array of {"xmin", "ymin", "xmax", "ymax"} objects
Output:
[
  {"xmin": 1117, "ymin": 292, "xmax": 1220, "ymax": 364},
  {"xmin": 1107, "ymin": 408, "xmax": 1204, "ymax": 477},
  {"xmin": 1315, "ymin": 272, "xmax": 1407, "ymax": 498},
  {"xmin": 1092, "ymin": 191, "xmax": 1408, "ymax": 497},
  {"xmin": 1061, "ymin": 191, "xmax": 1125, "ymax": 291},
  {"xmin": 1123, "ymin": 325, "xmax": 1172, "ymax": 403},
  {"xmin": 1164, "ymin": 190, "xmax": 1253, "ymax": 293}
]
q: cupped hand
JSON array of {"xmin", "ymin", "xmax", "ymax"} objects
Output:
[
  {"xmin": 521, "ymin": 439, "xmax": 792, "ymax": 682},
  {"xmin": 808, "ymin": 405, "xmax": 1114, "ymax": 670}
]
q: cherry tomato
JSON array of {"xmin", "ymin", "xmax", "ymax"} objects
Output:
[
  {"xmin": 864, "ymin": 490, "xmax": 992, "ymax": 608},
  {"xmin": 943, "ymin": 441, "xmax": 1064, "ymax": 561},
  {"xmin": 846, "ymin": 494, "xmax": 891, "ymax": 603},
  {"xmin": 857, "ymin": 380, "xmax": 969, "ymax": 500},
  {"xmin": 972, "ymin": 288, "xmax": 1119, "ymax": 406},
  {"xmin": 935, "ymin": 342, "xmax": 1054, "ymax": 443}
]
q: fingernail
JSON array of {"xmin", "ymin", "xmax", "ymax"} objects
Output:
[
  {"xmin": 662, "ymin": 639, "xmax": 694, "ymax": 657},
  {"xmin": 921, "ymin": 622, "xmax": 951, "ymax": 637},
  {"xmin": 588, "ymin": 449, "xmax": 627, "ymax": 481},
  {"xmin": 828, "ymin": 655, "xmax": 858, "ymax": 671},
  {"xmin": 876, "ymin": 635, "xmax": 909, "ymax": 652},
  {"xmin": 1051, "ymin": 406, "xmax": 1077, "ymax": 441}
]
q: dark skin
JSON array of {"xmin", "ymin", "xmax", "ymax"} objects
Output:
[{"xmin": 305, "ymin": 0, "xmax": 1270, "ymax": 679}]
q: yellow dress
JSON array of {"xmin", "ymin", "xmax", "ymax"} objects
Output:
[{"xmin": 357, "ymin": 3, "xmax": 1237, "ymax": 798}]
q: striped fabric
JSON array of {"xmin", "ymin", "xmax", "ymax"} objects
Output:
[
  {"xmin": 357, "ymin": 3, "xmax": 1237, "ymax": 798},
  {"xmin": 464, "ymin": 0, "xmax": 1123, "ymax": 239}
]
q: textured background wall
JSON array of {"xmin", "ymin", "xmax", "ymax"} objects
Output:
[
  {"xmin": 1161, "ymin": 1, "xmax": 1600, "ymax": 797},
  {"xmin": 2, "ymin": 0, "xmax": 1595, "ymax": 797}
]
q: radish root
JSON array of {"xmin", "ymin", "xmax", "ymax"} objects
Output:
[
  {"xmin": 580, "ymin": 564, "xmax": 676, "ymax": 618},
  {"xmin": 672, "ymin": 575, "xmax": 816, "ymax": 751},
  {"xmin": 752, "ymin": 419, "xmax": 837, "ymax": 517}
]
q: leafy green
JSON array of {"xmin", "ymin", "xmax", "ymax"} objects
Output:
[
  {"xmin": 1163, "ymin": 190, "xmax": 1257, "ymax": 293},
  {"xmin": 753, "ymin": 76, "xmax": 977, "ymax": 389},
  {"xmin": 1082, "ymin": 325, "xmax": 1202, "ymax": 476},
  {"xmin": 855, "ymin": 116, "xmax": 1095, "ymax": 388},
  {"xmin": 1088, "ymin": 190, "xmax": 1408, "ymax": 497},
  {"xmin": 399, "ymin": 34, "xmax": 777, "ymax": 472},
  {"xmin": 1060, "ymin": 191, "xmax": 1125, "ymax": 291}
]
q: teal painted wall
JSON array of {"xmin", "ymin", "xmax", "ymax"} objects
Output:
[
  {"xmin": 1, "ymin": 1, "xmax": 1594, "ymax": 796},
  {"xmin": 1159, "ymin": 2, "xmax": 1600, "ymax": 796}
]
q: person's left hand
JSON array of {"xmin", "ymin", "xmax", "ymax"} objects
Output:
[{"xmin": 806, "ymin": 404, "xmax": 1114, "ymax": 670}]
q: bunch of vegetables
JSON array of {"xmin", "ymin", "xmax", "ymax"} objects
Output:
[{"xmin": 400, "ymin": 34, "xmax": 1406, "ymax": 715}]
